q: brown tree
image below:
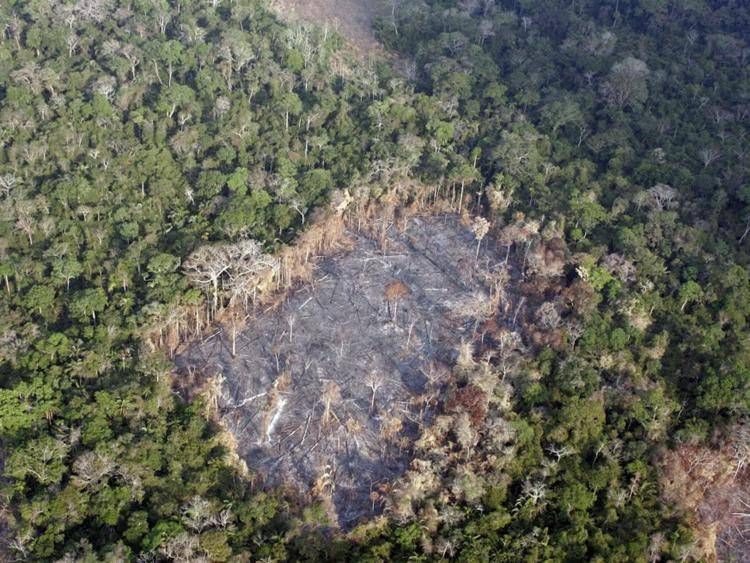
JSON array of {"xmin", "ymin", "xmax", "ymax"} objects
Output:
[
  {"xmin": 384, "ymin": 280, "xmax": 411, "ymax": 322},
  {"xmin": 321, "ymin": 380, "xmax": 341, "ymax": 427}
]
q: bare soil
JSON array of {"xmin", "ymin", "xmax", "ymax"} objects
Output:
[{"xmin": 177, "ymin": 214, "xmax": 517, "ymax": 527}]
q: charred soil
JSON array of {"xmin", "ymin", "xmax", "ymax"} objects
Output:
[{"xmin": 177, "ymin": 213, "xmax": 524, "ymax": 527}]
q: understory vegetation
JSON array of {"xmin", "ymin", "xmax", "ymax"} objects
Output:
[{"xmin": 0, "ymin": 0, "xmax": 748, "ymax": 560}]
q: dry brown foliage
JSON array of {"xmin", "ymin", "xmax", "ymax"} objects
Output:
[
  {"xmin": 657, "ymin": 427, "xmax": 750, "ymax": 561},
  {"xmin": 446, "ymin": 384, "xmax": 488, "ymax": 429}
]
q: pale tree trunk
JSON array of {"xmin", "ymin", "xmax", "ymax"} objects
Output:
[
  {"xmin": 212, "ymin": 277, "xmax": 219, "ymax": 314},
  {"xmin": 739, "ymin": 216, "xmax": 750, "ymax": 244}
]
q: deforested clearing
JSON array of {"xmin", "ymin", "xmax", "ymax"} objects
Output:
[
  {"xmin": 177, "ymin": 213, "xmax": 523, "ymax": 527},
  {"xmin": 267, "ymin": 0, "xmax": 389, "ymax": 56}
]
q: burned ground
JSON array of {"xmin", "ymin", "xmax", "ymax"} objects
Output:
[{"xmin": 177, "ymin": 214, "xmax": 521, "ymax": 527}]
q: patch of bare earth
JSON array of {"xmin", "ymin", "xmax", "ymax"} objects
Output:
[
  {"xmin": 177, "ymin": 214, "xmax": 520, "ymax": 527},
  {"xmin": 267, "ymin": 0, "xmax": 390, "ymax": 57}
]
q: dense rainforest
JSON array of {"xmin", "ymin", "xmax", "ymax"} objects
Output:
[{"xmin": 0, "ymin": 0, "xmax": 748, "ymax": 560}]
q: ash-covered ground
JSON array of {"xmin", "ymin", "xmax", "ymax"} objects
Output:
[{"xmin": 177, "ymin": 215, "xmax": 514, "ymax": 527}]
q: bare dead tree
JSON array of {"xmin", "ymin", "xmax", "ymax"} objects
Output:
[
  {"xmin": 287, "ymin": 314, "xmax": 296, "ymax": 343},
  {"xmin": 483, "ymin": 265, "xmax": 509, "ymax": 311},
  {"xmin": 731, "ymin": 424, "xmax": 750, "ymax": 479},
  {"xmin": 366, "ymin": 372, "xmax": 385, "ymax": 413},
  {"xmin": 536, "ymin": 301, "xmax": 561, "ymax": 330},
  {"xmin": 321, "ymin": 380, "xmax": 341, "ymax": 427},
  {"xmin": 647, "ymin": 533, "xmax": 666, "ymax": 563},
  {"xmin": 648, "ymin": 183, "xmax": 678, "ymax": 211},
  {"xmin": 512, "ymin": 296, "xmax": 526, "ymax": 328},
  {"xmin": 160, "ymin": 533, "xmax": 200, "ymax": 561},
  {"xmin": 120, "ymin": 44, "xmax": 140, "ymax": 80},
  {"xmin": 739, "ymin": 215, "xmax": 750, "ymax": 245},
  {"xmin": 546, "ymin": 444, "xmax": 575, "ymax": 463},
  {"xmin": 699, "ymin": 147, "xmax": 721, "ymax": 168},
  {"xmin": 67, "ymin": 32, "xmax": 79, "ymax": 57},
  {"xmin": 184, "ymin": 239, "xmax": 279, "ymax": 316},
  {"xmin": 601, "ymin": 57, "xmax": 650, "ymax": 109},
  {"xmin": 156, "ymin": 11, "xmax": 169, "ymax": 35},
  {"xmin": 71, "ymin": 450, "xmax": 116, "ymax": 489},
  {"xmin": 181, "ymin": 496, "xmax": 216, "ymax": 533},
  {"xmin": 519, "ymin": 479, "xmax": 547, "ymax": 507},
  {"xmin": 14, "ymin": 205, "xmax": 36, "ymax": 245},
  {"xmin": 183, "ymin": 245, "xmax": 231, "ymax": 314}
]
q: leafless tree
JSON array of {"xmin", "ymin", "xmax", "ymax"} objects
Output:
[
  {"xmin": 379, "ymin": 414, "xmax": 404, "ymax": 454},
  {"xmin": 601, "ymin": 56, "xmax": 650, "ymax": 109},
  {"xmin": 602, "ymin": 253, "xmax": 636, "ymax": 283},
  {"xmin": 519, "ymin": 479, "xmax": 547, "ymax": 507},
  {"xmin": 184, "ymin": 245, "xmax": 231, "ymax": 313},
  {"xmin": 156, "ymin": 11, "xmax": 169, "ymax": 35},
  {"xmin": 321, "ymin": 380, "xmax": 341, "ymax": 426},
  {"xmin": 731, "ymin": 424, "xmax": 750, "ymax": 479},
  {"xmin": 182, "ymin": 496, "xmax": 216, "ymax": 532},
  {"xmin": 120, "ymin": 44, "xmax": 140, "ymax": 80},
  {"xmin": 72, "ymin": 0, "xmax": 111, "ymax": 24},
  {"xmin": 160, "ymin": 532, "xmax": 200, "ymax": 561},
  {"xmin": 67, "ymin": 32, "xmax": 79, "ymax": 57},
  {"xmin": 14, "ymin": 201, "xmax": 36, "ymax": 245},
  {"xmin": 680, "ymin": 28, "xmax": 700, "ymax": 63},
  {"xmin": 537, "ymin": 301, "xmax": 561, "ymax": 330},
  {"xmin": 214, "ymin": 95, "xmax": 231, "ymax": 118},
  {"xmin": 8, "ymin": 530, "xmax": 33, "ymax": 559},
  {"xmin": 483, "ymin": 264, "xmax": 509, "ymax": 310},
  {"xmin": 330, "ymin": 188, "xmax": 354, "ymax": 216},
  {"xmin": 72, "ymin": 450, "xmax": 116, "ymax": 489},
  {"xmin": 739, "ymin": 216, "xmax": 750, "ymax": 245},
  {"xmin": 0, "ymin": 173, "xmax": 18, "ymax": 197},
  {"xmin": 366, "ymin": 372, "xmax": 385, "ymax": 412},
  {"xmin": 546, "ymin": 444, "xmax": 575, "ymax": 463},
  {"xmin": 699, "ymin": 147, "xmax": 721, "ymax": 168},
  {"xmin": 184, "ymin": 239, "xmax": 279, "ymax": 315},
  {"xmin": 647, "ymin": 183, "xmax": 678, "ymax": 211},
  {"xmin": 478, "ymin": 19, "xmax": 494, "ymax": 45},
  {"xmin": 648, "ymin": 532, "xmax": 666, "ymax": 563},
  {"xmin": 389, "ymin": 0, "xmax": 402, "ymax": 36}
]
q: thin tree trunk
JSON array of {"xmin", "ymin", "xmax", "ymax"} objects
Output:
[{"xmin": 739, "ymin": 216, "xmax": 750, "ymax": 244}]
